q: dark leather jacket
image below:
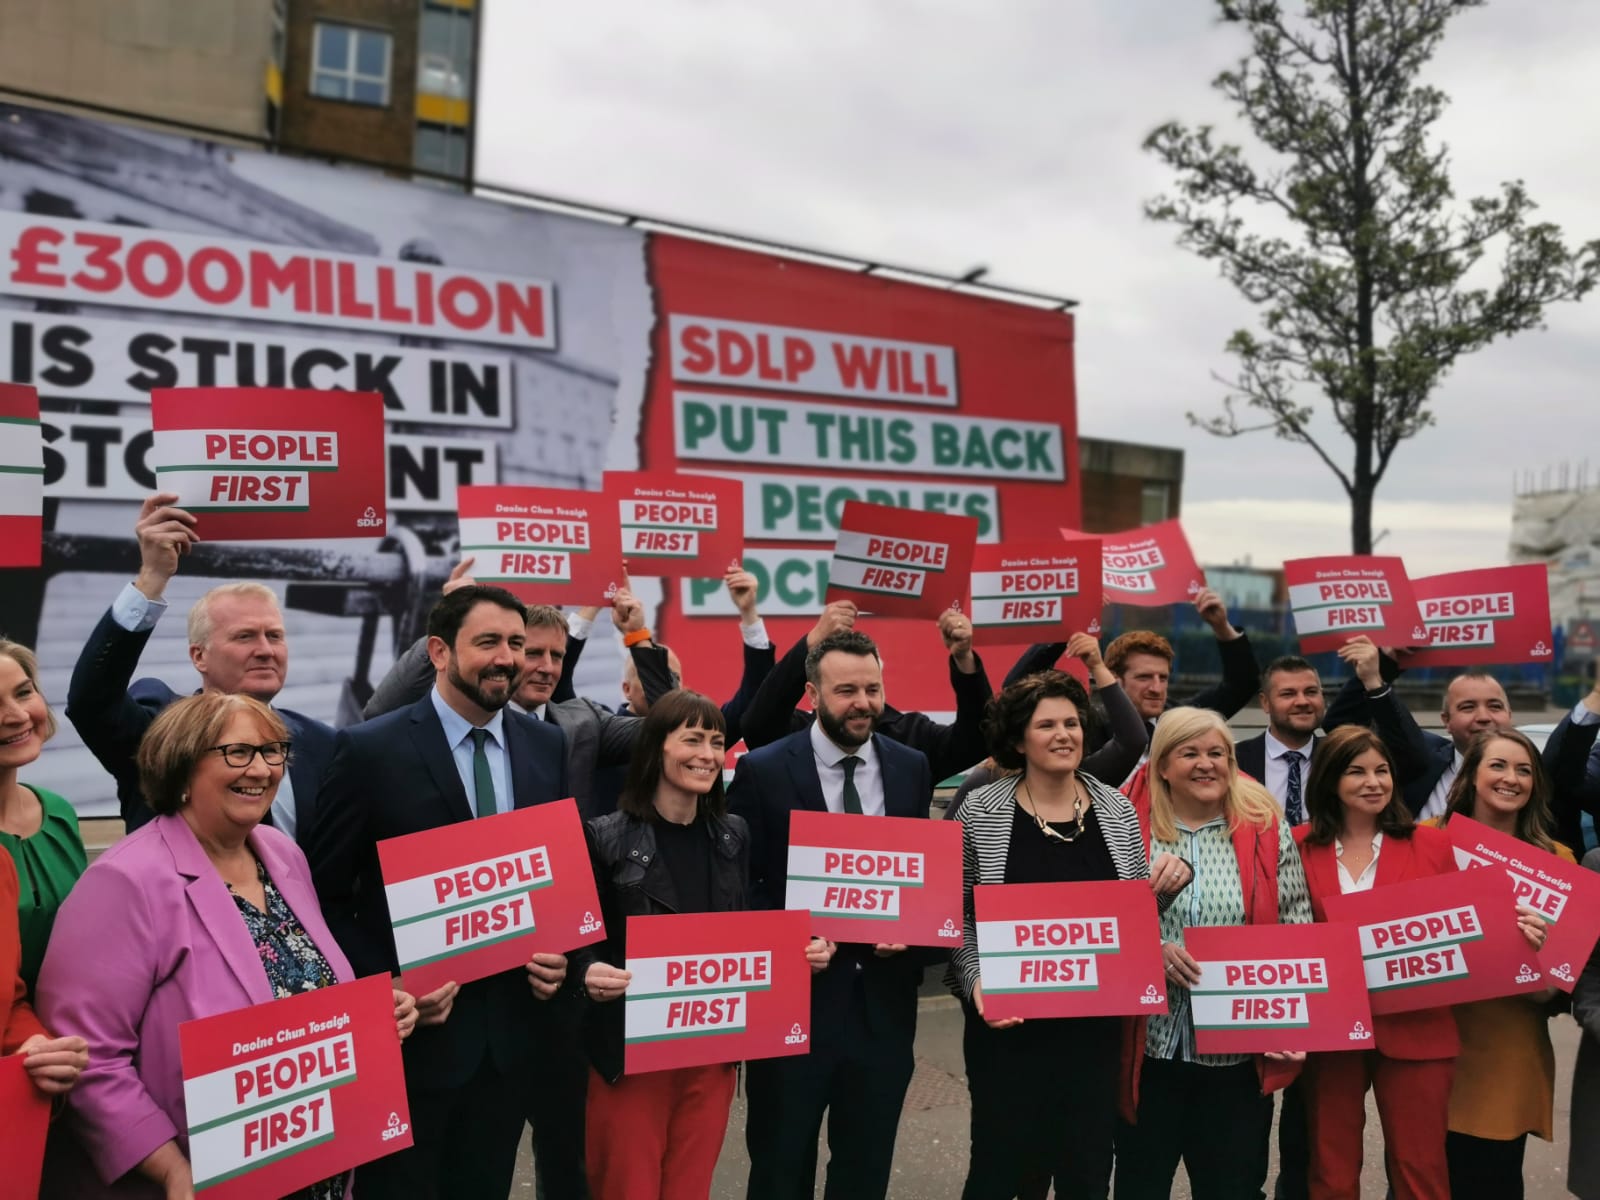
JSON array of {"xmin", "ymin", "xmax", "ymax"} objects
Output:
[{"xmin": 578, "ymin": 808, "xmax": 750, "ymax": 1082}]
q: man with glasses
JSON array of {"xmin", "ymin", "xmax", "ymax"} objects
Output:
[{"xmin": 65, "ymin": 492, "xmax": 335, "ymax": 839}]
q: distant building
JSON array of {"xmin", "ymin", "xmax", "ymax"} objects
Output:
[
  {"xmin": 1077, "ymin": 436, "xmax": 1183, "ymax": 532},
  {"xmin": 0, "ymin": 0, "xmax": 479, "ymax": 184}
]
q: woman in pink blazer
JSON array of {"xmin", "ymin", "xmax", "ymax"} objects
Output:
[{"xmin": 36, "ymin": 693, "xmax": 418, "ymax": 1199}]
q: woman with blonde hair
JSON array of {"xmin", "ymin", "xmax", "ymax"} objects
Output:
[{"xmin": 1114, "ymin": 706, "xmax": 1312, "ymax": 1200}]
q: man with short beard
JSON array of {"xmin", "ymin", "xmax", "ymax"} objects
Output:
[
  {"xmin": 1235, "ymin": 655, "xmax": 1326, "ymax": 824},
  {"xmin": 729, "ymin": 630, "xmax": 936, "ymax": 1200},
  {"xmin": 306, "ymin": 586, "xmax": 577, "ymax": 1199}
]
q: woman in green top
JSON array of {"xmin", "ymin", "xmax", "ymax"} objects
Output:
[{"xmin": 0, "ymin": 640, "xmax": 88, "ymax": 992}]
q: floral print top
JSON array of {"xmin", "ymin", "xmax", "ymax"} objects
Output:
[{"xmin": 230, "ymin": 859, "xmax": 345, "ymax": 1200}]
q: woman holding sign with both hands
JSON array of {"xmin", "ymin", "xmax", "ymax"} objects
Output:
[
  {"xmin": 35, "ymin": 693, "xmax": 418, "ymax": 1200},
  {"xmin": 1429, "ymin": 728, "xmax": 1568, "ymax": 1200},
  {"xmin": 947, "ymin": 670, "xmax": 1192, "ymax": 1200},
  {"xmin": 1113, "ymin": 707, "xmax": 1313, "ymax": 1200},
  {"xmin": 574, "ymin": 690, "xmax": 832, "ymax": 1200}
]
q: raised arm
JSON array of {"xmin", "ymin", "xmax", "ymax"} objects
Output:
[
  {"xmin": 1078, "ymin": 628, "xmax": 1148, "ymax": 786},
  {"xmin": 1179, "ymin": 589, "xmax": 1259, "ymax": 719},
  {"xmin": 739, "ymin": 602, "xmax": 857, "ymax": 749}
]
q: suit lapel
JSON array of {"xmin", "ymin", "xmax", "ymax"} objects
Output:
[
  {"xmin": 1375, "ymin": 829, "xmax": 1416, "ymax": 887},
  {"xmin": 503, "ymin": 711, "xmax": 544, "ymax": 810},
  {"xmin": 1302, "ymin": 841, "xmax": 1340, "ymax": 918},
  {"xmin": 785, "ymin": 737, "xmax": 828, "ymax": 813},
  {"xmin": 876, "ymin": 736, "xmax": 918, "ymax": 818},
  {"xmin": 161, "ymin": 816, "xmax": 275, "ymax": 1005},
  {"xmin": 409, "ymin": 696, "xmax": 472, "ymax": 824},
  {"xmin": 282, "ymin": 712, "xmax": 316, "ymax": 835}
]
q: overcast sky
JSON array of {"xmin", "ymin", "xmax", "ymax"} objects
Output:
[{"xmin": 476, "ymin": 0, "xmax": 1600, "ymax": 576}]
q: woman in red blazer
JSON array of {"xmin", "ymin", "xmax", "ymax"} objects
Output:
[{"xmin": 1295, "ymin": 726, "xmax": 1458, "ymax": 1200}]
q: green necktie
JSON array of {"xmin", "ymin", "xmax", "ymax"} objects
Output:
[
  {"xmin": 841, "ymin": 755, "xmax": 863, "ymax": 815},
  {"xmin": 469, "ymin": 728, "xmax": 497, "ymax": 819}
]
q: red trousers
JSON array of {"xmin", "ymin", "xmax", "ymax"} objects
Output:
[
  {"xmin": 1304, "ymin": 1050, "xmax": 1454, "ymax": 1200},
  {"xmin": 585, "ymin": 1063, "xmax": 737, "ymax": 1200}
]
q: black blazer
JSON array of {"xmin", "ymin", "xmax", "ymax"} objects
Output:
[
  {"xmin": 728, "ymin": 728, "xmax": 936, "ymax": 1047},
  {"xmin": 65, "ymin": 606, "xmax": 335, "ymax": 836},
  {"xmin": 305, "ymin": 693, "xmax": 570, "ymax": 1091},
  {"xmin": 1323, "ymin": 672, "xmax": 1453, "ymax": 816},
  {"xmin": 1543, "ymin": 710, "xmax": 1600, "ymax": 851}
]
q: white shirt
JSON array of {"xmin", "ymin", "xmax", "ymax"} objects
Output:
[
  {"xmin": 567, "ymin": 612, "xmax": 771, "ymax": 650},
  {"xmin": 430, "ymin": 687, "xmax": 512, "ymax": 816},
  {"xmin": 1263, "ymin": 730, "xmax": 1315, "ymax": 807},
  {"xmin": 1420, "ymin": 750, "xmax": 1465, "ymax": 821},
  {"xmin": 1335, "ymin": 832, "xmax": 1384, "ymax": 893},
  {"xmin": 111, "ymin": 581, "xmax": 299, "ymax": 834},
  {"xmin": 809, "ymin": 721, "xmax": 884, "ymax": 816},
  {"xmin": 1573, "ymin": 698, "xmax": 1600, "ymax": 727}
]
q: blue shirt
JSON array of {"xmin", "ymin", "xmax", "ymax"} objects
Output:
[{"xmin": 429, "ymin": 686, "xmax": 511, "ymax": 817}]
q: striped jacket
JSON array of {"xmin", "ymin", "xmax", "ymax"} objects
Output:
[{"xmin": 946, "ymin": 771, "xmax": 1156, "ymax": 999}]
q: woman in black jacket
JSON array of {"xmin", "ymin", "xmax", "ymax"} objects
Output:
[{"xmin": 578, "ymin": 689, "xmax": 830, "ymax": 1199}]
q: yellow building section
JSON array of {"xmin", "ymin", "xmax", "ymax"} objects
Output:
[
  {"xmin": 433, "ymin": 0, "xmax": 475, "ymax": 7},
  {"xmin": 416, "ymin": 92, "xmax": 470, "ymax": 127},
  {"xmin": 264, "ymin": 61, "xmax": 283, "ymax": 107}
]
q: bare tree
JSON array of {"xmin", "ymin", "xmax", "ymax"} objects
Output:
[{"xmin": 1146, "ymin": 0, "xmax": 1600, "ymax": 551}]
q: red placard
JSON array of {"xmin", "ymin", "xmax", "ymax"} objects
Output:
[
  {"xmin": 968, "ymin": 537, "xmax": 1103, "ymax": 646},
  {"xmin": 784, "ymin": 811, "xmax": 964, "ymax": 946},
  {"xmin": 377, "ymin": 799, "xmax": 605, "ymax": 996},
  {"xmin": 1446, "ymin": 814, "xmax": 1600, "ymax": 991},
  {"xmin": 0, "ymin": 1055, "xmax": 49, "ymax": 1200},
  {"xmin": 1185, "ymin": 923, "xmax": 1375, "ymax": 1054},
  {"xmin": 1060, "ymin": 519, "xmax": 1204, "ymax": 606},
  {"xmin": 1282, "ymin": 555, "xmax": 1425, "ymax": 653},
  {"xmin": 1323, "ymin": 865, "xmax": 1544, "ymax": 1014},
  {"xmin": 149, "ymin": 387, "xmax": 387, "ymax": 541},
  {"xmin": 824, "ymin": 500, "xmax": 978, "ymax": 619},
  {"xmin": 1406, "ymin": 565, "xmax": 1556, "ymax": 666},
  {"xmin": 177, "ymin": 975, "xmax": 410, "ymax": 1198},
  {"xmin": 604, "ymin": 471, "xmax": 744, "ymax": 578},
  {"xmin": 457, "ymin": 484, "xmax": 626, "ymax": 606},
  {"xmin": 0, "ymin": 383, "xmax": 42, "ymax": 569},
  {"xmin": 623, "ymin": 909, "xmax": 813, "ymax": 1074},
  {"xmin": 973, "ymin": 880, "xmax": 1169, "ymax": 1020}
]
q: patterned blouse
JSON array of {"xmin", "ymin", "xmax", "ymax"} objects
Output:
[
  {"xmin": 1145, "ymin": 815, "xmax": 1313, "ymax": 1067},
  {"xmin": 230, "ymin": 859, "xmax": 346, "ymax": 1200}
]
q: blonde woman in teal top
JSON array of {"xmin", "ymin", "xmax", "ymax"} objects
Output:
[{"xmin": 0, "ymin": 641, "xmax": 88, "ymax": 991}]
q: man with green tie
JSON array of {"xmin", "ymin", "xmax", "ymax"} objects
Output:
[{"xmin": 306, "ymin": 585, "xmax": 576, "ymax": 1199}]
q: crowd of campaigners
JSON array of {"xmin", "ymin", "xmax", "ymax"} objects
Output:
[{"xmin": 5, "ymin": 489, "xmax": 1600, "ymax": 1200}]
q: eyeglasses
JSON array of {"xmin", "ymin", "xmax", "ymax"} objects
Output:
[{"xmin": 207, "ymin": 741, "xmax": 292, "ymax": 768}]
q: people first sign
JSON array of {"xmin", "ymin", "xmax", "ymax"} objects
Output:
[
  {"xmin": 604, "ymin": 471, "xmax": 744, "ymax": 578},
  {"xmin": 784, "ymin": 811, "xmax": 963, "ymax": 945},
  {"xmin": 967, "ymin": 537, "xmax": 1102, "ymax": 646},
  {"xmin": 377, "ymin": 799, "xmax": 604, "ymax": 996},
  {"xmin": 148, "ymin": 387, "xmax": 387, "ymax": 541},
  {"xmin": 1446, "ymin": 814, "xmax": 1600, "ymax": 991},
  {"xmin": 1323, "ymin": 866, "xmax": 1544, "ymax": 1015},
  {"xmin": 1283, "ymin": 555, "xmax": 1425, "ymax": 653},
  {"xmin": 973, "ymin": 880, "xmax": 1168, "ymax": 1020},
  {"xmin": 1060, "ymin": 519, "xmax": 1204, "ymax": 607},
  {"xmin": 1185, "ymin": 923, "xmax": 1374, "ymax": 1054},
  {"xmin": 825, "ymin": 500, "xmax": 978, "ymax": 619},
  {"xmin": 456, "ymin": 484, "xmax": 625, "ymax": 607},
  {"xmin": 1406, "ymin": 564, "xmax": 1556, "ymax": 667},
  {"xmin": 177, "ymin": 975, "xmax": 409, "ymax": 1198},
  {"xmin": 0, "ymin": 382, "xmax": 42, "ymax": 568},
  {"xmin": 623, "ymin": 909, "xmax": 812, "ymax": 1075}
]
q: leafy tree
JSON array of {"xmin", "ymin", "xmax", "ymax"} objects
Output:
[{"xmin": 1145, "ymin": 0, "xmax": 1600, "ymax": 551}]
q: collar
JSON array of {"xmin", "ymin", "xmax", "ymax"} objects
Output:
[
  {"xmin": 528, "ymin": 702, "xmax": 544, "ymax": 721},
  {"xmin": 809, "ymin": 720, "xmax": 877, "ymax": 770},
  {"xmin": 430, "ymin": 685, "xmax": 507, "ymax": 750},
  {"xmin": 1449, "ymin": 748, "xmax": 1465, "ymax": 773},
  {"xmin": 1335, "ymin": 831, "xmax": 1384, "ymax": 858},
  {"xmin": 1173, "ymin": 811, "xmax": 1230, "ymax": 835},
  {"xmin": 1265, "ymin": 729, "xmax": 1315, "ymax": 761}
]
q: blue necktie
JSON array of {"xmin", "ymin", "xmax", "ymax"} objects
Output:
[{"xmin": 1283, "ymin": 750, "xmax": 1305, "ymax": 826}]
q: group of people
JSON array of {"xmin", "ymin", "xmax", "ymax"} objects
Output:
[{"xmin": 3, "ymin": 488, "xmax": 1600, "ymax": 1200}]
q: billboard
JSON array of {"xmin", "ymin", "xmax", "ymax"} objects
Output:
[{"xmin": 0, "ymin": 103, "xmax": 1078, "ymax": 817}]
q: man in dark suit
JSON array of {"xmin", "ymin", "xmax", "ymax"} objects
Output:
[
  {"xmin": 1235, "ymin": 654, "xmax": 1326, "ymax": 822},
  {"xmin": 306, "ymin": 585, "xmax": 575, "ymax": 1200},
  {"xmin": 1546, "ymin": 669, "xmax": 1600, "ymax": 849},
  {"xmin": 730, "ymin": 629, "xmax": 936, "ymax": 1200},
  {"xmin": 65, "ymin": 492, "xmax": 334, "ymax": 837},
  {"xmin": 739, "ymin": 601, "xmax": 991, "ymax": 781}
]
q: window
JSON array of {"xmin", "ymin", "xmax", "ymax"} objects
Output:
[
  {"xmin": 311, "ymin": 23, "xmax": 393, "ymax": 106},
  {"xmin": 1139, "ymin": 481, "xmax": 1171, "ymax": 525},
  {"xmin": 414, "ymin": 123, "xmax": 469, "ymax": 179},
  {"xmin": 418, "ymin": 2, "xmax": 475, "ymax": 99}
]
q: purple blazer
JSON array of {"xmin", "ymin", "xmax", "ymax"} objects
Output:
[{"xmin": 35, "ymin": 813, "xmax": 354, "ymax": 1194}]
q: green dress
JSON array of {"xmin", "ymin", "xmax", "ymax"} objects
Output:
[{"xmin": 0, "ymin": 785, "xmax": 88, "ymax": 994}]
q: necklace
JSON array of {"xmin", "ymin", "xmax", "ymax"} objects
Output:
[{"xmin": 1021, "ymin": 777, "xmax": 1088, "ymax": 844}]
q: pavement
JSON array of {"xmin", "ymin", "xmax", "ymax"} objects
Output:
[{"xmin": 511, "ymin": 993, "xmax": 1583, "ymax": 1198}]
